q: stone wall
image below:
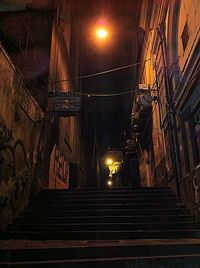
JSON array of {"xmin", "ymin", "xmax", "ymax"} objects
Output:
[
  {"xmin": 0, "ymin": 43, "xmax": 43, "ymax": 229},
  {"xmin": 136, "ymin": 0, "xmax": 200, "ymax": 218}
]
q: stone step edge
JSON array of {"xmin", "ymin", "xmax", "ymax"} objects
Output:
[
  {"xmin": 10, "ymin": 221, "xmax": 200, "ymax": 227},
  {"xmin": 7, "ymin": 229, "xmax": 200, "ymax": 234},
  {"xmin": 15, "ymin": 214, "xmax": 194, "ymax": 220},
  {"xmin": 1, "ymin": 253, "xmax": 200, "ymax": 266},
  {"xmin": 1, "ymin": 238, "xmax": 200, "ymax": 250}
]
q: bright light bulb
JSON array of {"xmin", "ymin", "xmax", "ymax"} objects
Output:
[
  {"xmin": 106, "ymin": 158, "xmax": 113, "ymax": 165},
  {"xmin": 96, "ymin": 28, "xmax": 108, "ymax": 39},
  {"xmin": 107, "ymin": 180, "xmax": 112, "ymax": 186}
]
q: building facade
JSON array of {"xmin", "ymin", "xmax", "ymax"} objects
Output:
[
  {"xmin": 0, "ymin": 0, "xmax": 97, "ymax": 229},
  {"xmin": 132, "ymin": 0, "xmax": 200, "ymax": 216}
]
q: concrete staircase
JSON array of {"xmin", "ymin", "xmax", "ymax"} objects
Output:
[{"xmin": 1, "ymin": 187, "xmax": 200, "ymax": 267}]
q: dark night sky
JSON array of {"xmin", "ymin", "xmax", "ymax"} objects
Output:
[
  {"xmin": 81, "ymin": 0, "xmax": 140, "ymax": 151},
  {"xmin": 0, "ymin": 0, "xmax": 140, "ymax": 153}
]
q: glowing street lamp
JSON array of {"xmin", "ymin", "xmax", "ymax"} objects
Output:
[
  {"xmin": 96, "ymin": 28, "xmax": 108, "ymax": 39},
  {"xmin": 107, "ymin": 180, "xmax": 113, "ymax": 186},
  {"xmin": 89, "ymin": 18, "xmax": 113, "ymax": 47},
  {"xmin": 106, "ymin": 158, "xmax": 113, "ymax": 166}
]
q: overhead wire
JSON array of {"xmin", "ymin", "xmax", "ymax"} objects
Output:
[
  {"xmin": 49, "ymin": 58, "xmax": 152, "ymax": 97},
  {"xmin": 81, "ymin": 88, "xmax": 136, "ymax": 97},
  {"xmin": 56, "ymin": 87, "xmax": 136, "ymax": 97},
  {"xmin": 51, "ymin": 58, "xmax": 151, "ymax": 84}
]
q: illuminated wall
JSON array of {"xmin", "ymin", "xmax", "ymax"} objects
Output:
[
  {"xmin": 48, "ymin": 0, "xmax": 96, "ymax": 188},
  {"xmin": 136, "ymin": 0, "xmax": 200, "ymax": 217},
  {"xmin": 0, "ymin": 44, "xmax": 43, "ymax": 229}
]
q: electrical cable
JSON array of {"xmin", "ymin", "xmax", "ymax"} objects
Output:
[
  {"xmin": 57, "ymin": 82, "xmax": 154, "ymax": 97},
  {"xmin": 56, "ymin": 80, "xmax": 147, "ymax": 97},
  {"xmin": 81, "ymin": 88, "xmax": 136, "ymax": 97},
  {"xmin": 56, "ymin": 87, "xmax": 136, "ymax": 97},
  {"xmin": 51, "ymin": 58, "xmax": 151, "ymax": 83},
  {"xmin": 48, "ymin": 59, "xmax": 153, "ymax": 97}
]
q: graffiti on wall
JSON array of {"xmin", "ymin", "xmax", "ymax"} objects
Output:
[
  {"xmin": 0, "ymin": 117, "xmax": 31, "ymax": 215},
  {"xmin": 0, "ymin": 118, "xmax": 13, "ymax": 146},
  {"xmin": 49, "ymin": 145, "xmax": 70, "ymax": 189}
]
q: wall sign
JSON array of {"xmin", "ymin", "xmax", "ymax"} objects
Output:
[{"xmin": 49, "ymin": 91, "xmax": 81, "ymax": 116}]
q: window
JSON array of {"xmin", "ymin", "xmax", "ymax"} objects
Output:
[
  {"xmin": 192, "ymin": 106, "xmax": 200, "ymax": 165},
  {"xmin": 180, "ymin": 117, "xmax": 190, "ymax": 173},
  {"xmin": 164, "ymin": 127, "xmax": 174, "ymax": 178},
  {"xmin": 181, "ymin": 21, "xmax": 189, "ymax": 51},
  {"xmin": 180, "ymin": 104, "xmax": 200, "ymax": 174}
]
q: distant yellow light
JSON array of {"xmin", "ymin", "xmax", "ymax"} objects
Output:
[
  {"xmin": 96, "ymin": 28, "xmax": 108, "ymax": 39},
  {"xmin": 107, "ymin": 180, "xmax": 112, "ymax": 186},
  {"xmin": 106, "ymin": 158, "xmax": 113, "ymax": 165}
]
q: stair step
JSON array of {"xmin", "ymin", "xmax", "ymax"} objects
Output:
[
  {"xmin": 39, "ymin": 187, "xmax": 171, "ymax": 194},
  {"xmin": 27, "ymin": 203, "xmax": 184, "ymax": 210},
  {"xmin": 1, "ymin": 254, "xmax": 200, "ymax": 268},
  {"xmin": 37, "ymin": 192, "xmax": 175, "ymax": 199},
  {"xmin": 21, "ymin": 208, "xmax": 190, "ymax": 217},
  {"xmin": 1, "ymin": 242, "xmax": 200, "ymax": 262},
  {"xmin": 2, "ymin": 187, "xmax": 200, "ymax": 267},
  {"xmin": 6, "ymin": 229, "xmax": 200, "ymax": 240},
  {"xmin": 8, "ymin": 222, "xmax": 200, "ymax": 232},
  {"xmin": 14, "ymin": 214, "xmax": 194, "ymax": 224},
  {"xmin": 30, "ymin": 197, "xmax": 179, "ymax": 205}
]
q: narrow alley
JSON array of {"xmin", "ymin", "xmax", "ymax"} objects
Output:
[{"xmin": 0, "ymin": 0, "xmax": 200, "ymax": 267}]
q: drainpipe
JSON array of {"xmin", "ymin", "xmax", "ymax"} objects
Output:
[{"xmin": 157, "ymin": 23, "xmax": 181, "ymax": 197}]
